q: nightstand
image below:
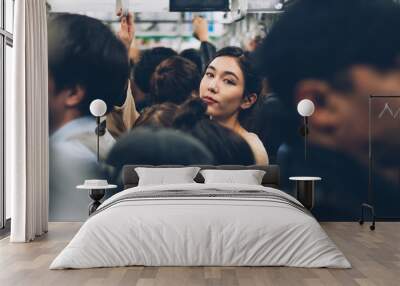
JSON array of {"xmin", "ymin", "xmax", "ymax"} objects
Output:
[
  {"xmin": 77, "ymin": 180, "xmax": 117, "ymax": 215},
  {"xmin": 289, "ymin": 177, "xmax": 322, "ymax": 210}
]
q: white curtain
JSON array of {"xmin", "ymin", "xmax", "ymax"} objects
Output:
[{"xmin": 7, "ymin": 0, "xmax": 49, "ymax": 242}]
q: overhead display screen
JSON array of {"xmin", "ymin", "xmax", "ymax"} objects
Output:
[{"xmin": 170, "ymin": 0, "xmax": 230, "ymax": 12}]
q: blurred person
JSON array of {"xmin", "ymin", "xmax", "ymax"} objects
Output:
[
  {"xmin": 48, "ymin": 13, "xmax": 129, "ymax": 221},
  {"xmin": 117, "ymin": 11, "xmax": 135, "ymax": 50},
  {"xmin": 199, "ymin": 46, "xmax": 269, "ymax": 165},
  {"xmin": 174, "ymin": 98, "xmax": 255, "ymax": 165},
  {"xmin": 107, "ymin": 15, "xmax": 212, "ymax": 137},
  {"xmin": 106, "ymin": 12, "xmax": 140, "ymax": 138},
  {"xmin": 255, "ymin": 0, "xmax": 400, "ymax": 219},
  {"xmin": 106, "ymin": 127, "xmax": 215, "ymax": 182},
  {"xmin": 48, "ymin": 13, "xmax": 129, "ymax": 134},
  {"xmin": 192, "ymin": 16, "xmax": 217, "ymax": 71},
  {"xmin": 180, "ymin": 48, "xmax": 203, "ymax": 74},
  {"xmin": 106, "ymin": 12, "xmax": 178, "ymax": 137},
  {"xmin": 150, "ymin": 56, "xmax": 201, "ymax": 105},
  {"xmin": 245, "ymin": 35, "xmax": 263, "ymax": 52},
  {"xmin": 133, "ymin": 47, "xmax": 178, "ymax": 110},
  {"xmin": 106, "ymin": 80, "xmax": 140, "ymax": 138},
  {"xmin": 244, "ymin": 25, "xmax": 266, "ymax": 52}
]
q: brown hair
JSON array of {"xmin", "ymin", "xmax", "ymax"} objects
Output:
[
  {"xmin": 150, "ymin": 56, "xmax": 201, "ymax": 105},
  {"xmin": 134, "ymin": 103, "xmax": 179, "ymax": 128}
]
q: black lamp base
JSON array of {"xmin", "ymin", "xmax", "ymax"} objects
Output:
[
  {"xmin": 95, "ymin": 120, "xmax": 106, "ymax": 136},
  {"xmin": 88, "ymin": 189, "xmax": 105, "ymax": 215},
  {"xmin": 295, "ymin": 180, "xmax": 315, "ymax": 210},
  {"xmin": 359, "ymin": 203, "xmax": 376, "ymax": 230}
]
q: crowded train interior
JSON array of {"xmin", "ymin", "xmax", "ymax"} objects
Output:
[{"xmin": 1, "ymin": 0, "xmax": 400, "ymax": 285}]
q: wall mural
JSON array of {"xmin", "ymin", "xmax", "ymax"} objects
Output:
[{"xmin": 48, "ymin": 0, "xmax": 400, "ymax": 222}]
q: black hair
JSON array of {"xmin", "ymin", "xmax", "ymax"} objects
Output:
[
  {"xmin": 133, "ymin": 47, "xmax": 177, "ymax": 93},
  {"xmin": 255, "ymin": 0, "xmax": 400, "ymax": 107},
  {"xmin": 150, "ymin": 56, "xmax": 201, "ymax": 105},
  {"xmin": 106, "ymin": 127, "xmax": 214, "ymax": 172},
  {"xmin": 180, "ymin": 48, "xmax": 203, "ymax": 74},
  {"xmin": 174, "ymin": 97, "xmax": 255, "ymax": 165},
  {"xmin": 204, "ymin": 46, "xmax": 262, "ymax": 125},
  {"xmin": 251, "ymin": 93, "xmax": 295, "ymax": 163},
  {"xmin": 48, "ymin": 13, "xmax": 129, "ymax": 114}
]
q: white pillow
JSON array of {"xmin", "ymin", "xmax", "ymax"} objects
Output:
[
  {"xmin": 200, "ymin": 169, "xmax": 266, "ymax": 185},
  {"xmin": 135, "ymin": 167, "xmax": 200, "ymax": 186}
]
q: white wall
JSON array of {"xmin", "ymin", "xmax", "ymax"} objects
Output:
[{"xmin": 5, "ymin": 44, "xmax": 12, "ymax": 219}]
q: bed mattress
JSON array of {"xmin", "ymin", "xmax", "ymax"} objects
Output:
[{"xmin": 50, "ymin": 183, "xmax": 351, "ymax": 269}]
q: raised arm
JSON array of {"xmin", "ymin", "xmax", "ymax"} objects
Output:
[
  {"xmin": 192, "ymin": 16, "xmax": 216, "ymax": 70},
  {"xmin": 106, "ymin": 12, "xmax": 140, "ymax": 138}
]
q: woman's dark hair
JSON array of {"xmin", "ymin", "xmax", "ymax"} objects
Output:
[
  {"xmin": 48, "ymin": 13, "xmax": 129, "ymax": 113},
  {"xmin": 150, "ymin": 56, "xmax": 201, "ymax": 105},
  {"xmin": 134, "ymin": 103, "xmax": 179, "ymax": 128},
  {"xmin": 204, "ymin": 46, "xmax": 262, "ymax": 125},
  {"xmin": 174, "ymin": 97, "xmax": 255, "ymax": 165}
]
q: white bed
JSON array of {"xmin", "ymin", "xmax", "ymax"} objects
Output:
[{"xmin": 50, "ymin": 182, "xmax": 351, "ymax": 269}]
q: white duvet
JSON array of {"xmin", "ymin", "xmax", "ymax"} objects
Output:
[{"xmin": 50, "ymin": 183, "xmax": 351, "ymax": 269}]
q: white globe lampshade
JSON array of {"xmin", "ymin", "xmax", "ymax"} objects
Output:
[
  {"xmin": 90, "ymin": 99, "xmax": 107, "ymax": 117},
  {"xmin": 297, "ymin": 99, "xmax": 315, "ymax": 117},
  {"xmin": 274, "ymin": 3, "xmax": 283, "ymax": 10}
]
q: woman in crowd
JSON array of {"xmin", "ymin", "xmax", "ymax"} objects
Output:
[
  {"xmin": 174, "ymin": 98, "xmax": 255, "ymax": 165},
  {"xmin": 199, "ymin": 47, "xmax": 269, "ymax": 165},
  {"xmin": 129, "ymin": 97, "xmax": 255, "ymax": 165}
]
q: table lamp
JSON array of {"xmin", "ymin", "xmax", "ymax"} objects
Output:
[
  {"xmin": 297, "ymin": 99, "xmax": 315, "ymax": 161},
  {"xmin": 89, "ymin": 99, "xmax": 107, "ymax": 162}
]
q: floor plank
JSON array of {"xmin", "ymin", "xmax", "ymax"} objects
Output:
[{"xmin": 0, "ymin": 222, "xmax": 399, "ymax": 286}]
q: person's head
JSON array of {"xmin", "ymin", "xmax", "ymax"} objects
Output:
[
  {"xmin": 256, "ymin": 0, "xmax": 400, "ymax": 166},
  {"xmin": 106, "ymin": 127, "xmax": 214, "ymax": 175},
  {"xmin": 150, "ymin": 56, "xmax": 201, "ymax": 104},
  {"xmin": 180, "ymin": 48, "xmax": 203, "ymax": 74},
  {"xmin": 133, "ymin": 47, "xmax": 177, "ymax": 94},
  {"xmin": 199, "ymin": 46, "xmax": 262, "ymax": 125},
  {"xmin": 48, "ymin": 13, "xmax": 129, "ymax": 133},
  {"xmin": 134, "ymin": 103, "xmax": 179, "ymax": 128},
  {"xmin": 174, "ymin": 98, "xmax": 255, "ymax": 165}
]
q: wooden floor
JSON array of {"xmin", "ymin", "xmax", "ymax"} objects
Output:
[{"xmin": 0, "ymin": 222, "xmax": 399, "ymax": 286}]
